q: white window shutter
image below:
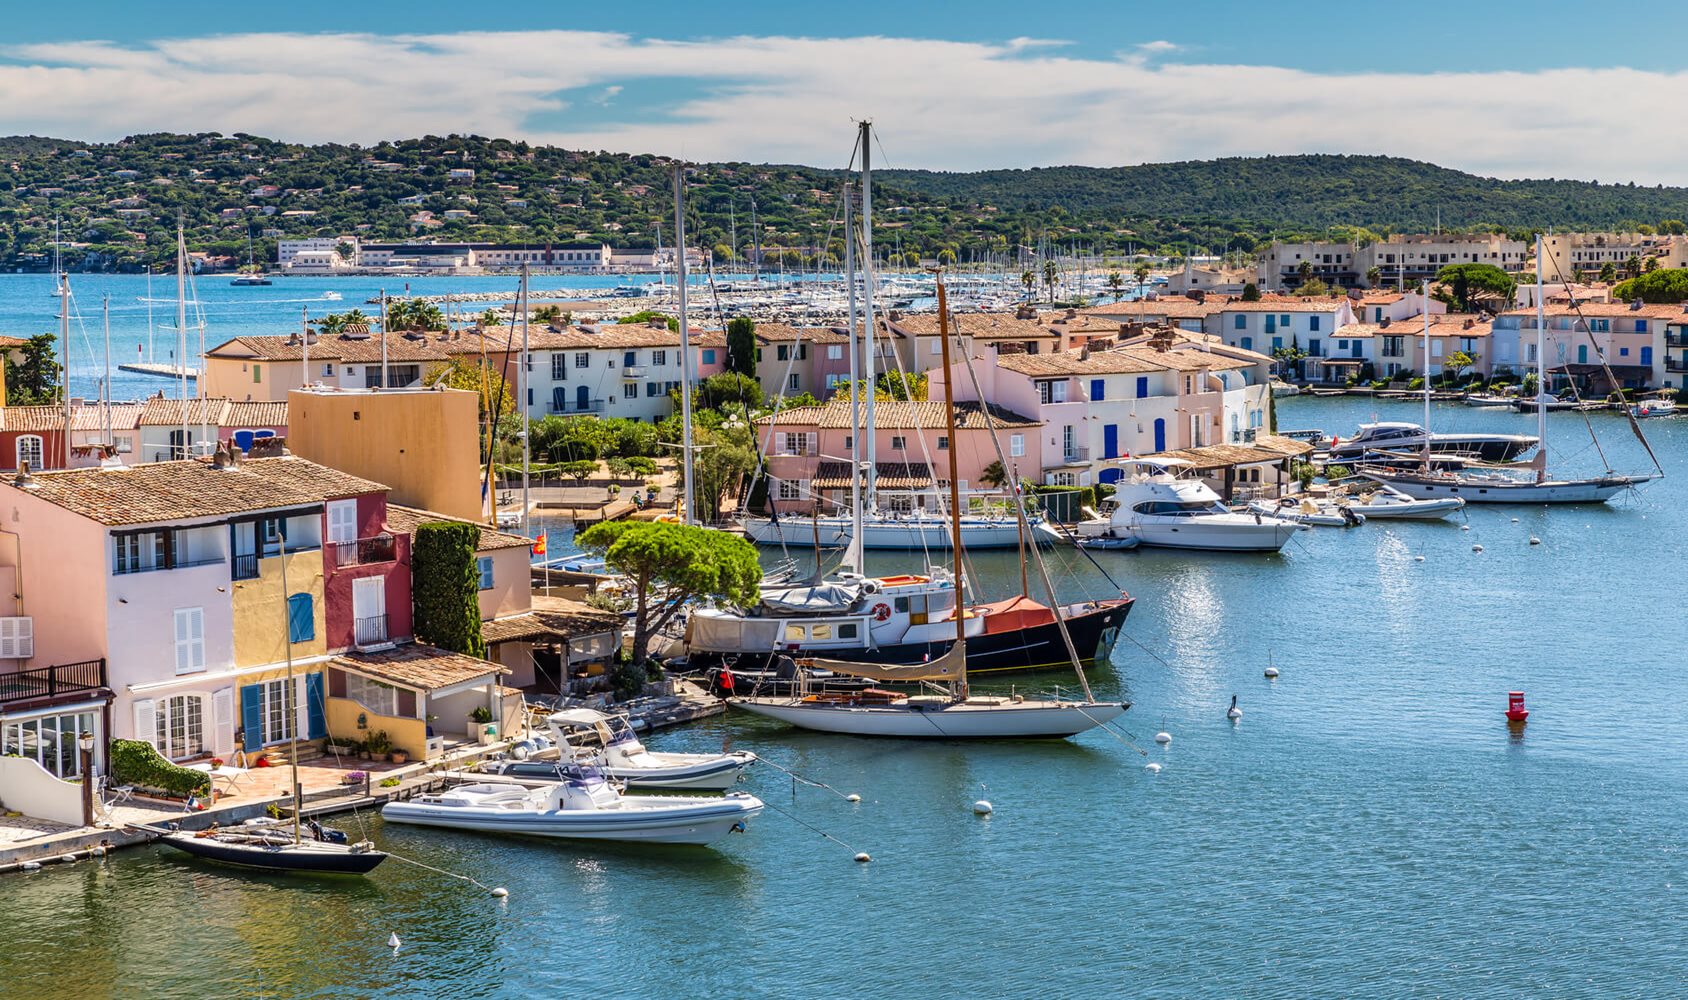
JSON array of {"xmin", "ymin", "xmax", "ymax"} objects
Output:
[
  {"xmin": 294, "ymin": 674, "xmax": 310, "ymax": 740},
  {"xmin": 133, "ymin": 698, "xmax": 156, "ymax": 745},
  {"xmin": 807, "ymin": 433, "xmax": 818, "ymax": 455},
  {"xmin": 0, "ymin": 617, "xmax": 32, "ymax": 659},
  {"xmin": 212, "ymin": 688, "xmax": 235, "ymax": 756}
]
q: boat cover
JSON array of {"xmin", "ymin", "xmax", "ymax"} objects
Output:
[
  {"xmin": 688, "ymin": 614, "xmax": 784, "ymax": 653},
  {"xmin": 759, "ymin": 582, "xmax": 860, "ymax": 614},
  {"xmin": 807, "ymin": 640, "xmax": 968, "ymax": 683}
]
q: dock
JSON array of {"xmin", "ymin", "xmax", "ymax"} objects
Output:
[{"xmin": 117, "ymin": 362, "xmax": 198, "ymax": 380}]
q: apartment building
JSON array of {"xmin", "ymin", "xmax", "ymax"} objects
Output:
[
  {"xmin": 750, "ymin": 323, "xmax": 854, "ymax": 400},
  {"xmin": 513, "ymin": 323, "xmax": 726, "ymax": 424},
  {"xmin": 1536, "ymin": 233, "xmax": 1688, "ymax": 282},
  {"xmin": 203, "ymin": 329, "xmax": 458, "ymax": 401},
  {"xmin": 1215, "ymin": 298, "xmax": 1360, "ymax": 368},
  {"xmin": 1491, "ymin": 301, "xmax": 1679, "ymax": 390},
  {"xmin": 1259, "ymin": 236, "xmax": 1528, "ymax": 290},
  {"xmin": 1361, "ymin": 314, "xmax": 1493, "ymax": 378}
]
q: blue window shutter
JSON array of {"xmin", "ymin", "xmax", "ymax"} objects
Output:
[
  {"xmin": 1234, "ymin": 315, "xmax": 1246, "ymax": 330},
  {"xmin": 1135, "ymin": 376, "xmax": 1148, "ymax": 398},
  {"xmin": 305, "ymin": 673, "xmax": 326, "ymax": 740},
  {"xmin": 1240, "ymin": 337, "xmax": 1252, "ymax": 351},
  {"xmin": 1311, "ymin": 317, "xmax": 1320, "ymax": 331},
  {"xmin": 241, "ymin": 684, "xmax": 263, "ymax": 750},
  {"xmin": 1090, "ymin": 379, "xmax": 1105, "ymax": 401},
  {"xmin": 478, "ymin": 556, "xmax": 494, "ymax": 590},
  {"xmin": 287, "ymin": 593, "xmax": 314, "ymax": 643}
]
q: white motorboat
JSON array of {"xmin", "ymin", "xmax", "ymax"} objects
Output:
[
  {"xmin": 1462, "ymin": 392, "xmax": 1517, "ymax": 408},
  {"xmin": 380, "ymin": 766, "xmax": 765, "ymax": 846},
  {"xmin": 1340, "ymin": 485, "xmax": 1466, "ymax": 519},
  {"xmin": 1075, "ymin": 459, "xmax": 1299, "ymax": 552},
  {"xmin": 1269, "ymin": 378, "xmax": 1302, "ymax": 397},
  {"xmin": 478, "ymin": 709, "xmax": 755, "ymax": 792},
  {"xmin": 1325, "ymin": 422, "xmax": 1538, "ymax": 462},
  {"xmin": 1247, "ymin": 496, "xmax": 1365, "ymax": 527},
  {"xmin": 1629, "ymin": 395, "xmax": 1678, "ymax": 418}
]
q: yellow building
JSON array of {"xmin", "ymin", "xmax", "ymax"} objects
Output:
[{"xmin": 287, "ymin": 386, "xmax": 483, "ymax": 522}]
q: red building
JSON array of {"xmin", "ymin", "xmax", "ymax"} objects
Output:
[{"xmin": 320, "ymin": 489, "xmax": 414, "ymax": 652}]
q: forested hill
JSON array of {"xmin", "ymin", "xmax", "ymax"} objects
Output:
[
  {"xmin": 5, "ymin": 133, "xmax": 1688, "ymax": 273},
  {"xmin": 875, "ymin": 154, "xmax": 1688, "ymax": 234}
]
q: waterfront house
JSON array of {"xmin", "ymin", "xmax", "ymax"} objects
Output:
[
  {"xmin": 0, "ymin": 403, "xmax": 143, "ymax": 472},
  {"xmin": 203, "ymin": 329, "xmax": 455, "ymax": 402},
  {"xmin": 1490, "ymin": 301, "xmax": 1676, "ymax": 390},
  {"xmin": 751, "ymin": 322, "xmax": 853, "ymax": 400},
  {"xmin": 934, "ymin": 329, "xmax": 1273, "ymax": 489},
  {"xmin": 754, "ymin": 399, "xmax": 1042, "ymax": 514},
  {"xmin": 883, "ymin": 310, "xmax": 1060, "ymax": 373},
  {"xmin": 135, "ymin": 397, "xmax": 288, "ymax": 462},
  {"xmin": 1083, "ymin": 295, "xmax": 1232, "ymax": 336}
]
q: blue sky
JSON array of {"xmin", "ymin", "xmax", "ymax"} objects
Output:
[{"xmin": 0, "ymin": 2, "xmax": 1681, "ymax": 181}]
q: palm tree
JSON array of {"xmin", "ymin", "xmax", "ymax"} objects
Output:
[
  {"xmin": 1107, "ymin": 271, "xmax": 1124, "ymax": 301},
  {"xmin": 1365, "ymin": 266, "xmax": 1382, "ymax": 287},
  {"xmin": 1020, "ymin": 269, "xmax": 1035, "ymax": 302},
  {"xmin": 1297, "ymin": 259, "xmax": 1314, "ymax": 285},
  {"xmin": 1133, "ymin": 261, "xmax": 1151, "ymax": 299},
  {"xmin": 1042, "ymin": 259, "xmax": 1058, "ymax": 301},
  {"xmin": 480, "ymin": 309, "xmax": 505, "ymax": 327}
]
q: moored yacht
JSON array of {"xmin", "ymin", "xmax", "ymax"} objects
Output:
[
  {"xmin": 1074, "ymin": 458, "xmax": 1299, "ymax": 552},
  {"xmin": 1324, "ymin": 422, "xmax": 1537, "ymax": 462}
]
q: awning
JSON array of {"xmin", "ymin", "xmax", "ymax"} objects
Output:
[
  {"xmin": 481, "ymin": 597, "xmax": 623, "ymax": 646},
  {"xmin": 332, "ymin": 644, "xmax": 508, "ymax": 692},
  {"xmin": 811, "ymin": 462, "xmax": 933, "ymax": 491}
]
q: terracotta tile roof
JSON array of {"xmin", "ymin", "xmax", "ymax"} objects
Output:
[
  {"xmin": 889, "ymin": 312, "xmax": 1058, "ymax": 340},
  {"xmin": 0, "ymin": 336, "xmax": 32, "ymax": 349},
  {"xmin": 207, "ymin": 332, "xmax": 454, "ymax": 364},
  {"xmin": 999, "ymin": 343, "xmax": 1252, "ymax": 378},
  {"xmin": 333, "ymin": 643, "xmax": 508, "ymax": 692},
  {"xmin": 4, "ymin": 403, "xmax": 143, "ymax": 433},
  {"xmin": 384, "ymin": 503, "xmax": 532, "ymax": 551},
  {"xmin": 811, "ymin": 461, "xmax": 932, "ymax": 490},
  {"xmin": 757, "ymin": 399, "xmax": 1039, "ymax": 430},
  {"xmin": 1500, "ymin": 302, "xmax": 1688, "ymax": 320},
  {"xmin": 481, "ymin": 597, "xmax": 621, "ymax": 645},
  {"xmin": 10, "ymin": 455, "xmax": 385, "ymax": 526},
  {"xmin": 1218, "ymin": 297, "xmax": 1351, "ymax": 312},
  {"xmin": 1149, "ymin": 439, "xmax": 1312, "ymax": 470},
  {"xmin": 225, "ymin": 401, "xmax": 290, "ymax": 426},
  {"xmin": 137, "ymin": 397, "xmax": 231, "ymax": 427},
  {"xmin": 1083, "ymin": 297, "xmax": 1231, "ymax": 319},
  {"xmin": 753, "ymin": 322, "xmax": 851, "ymax": 344}
]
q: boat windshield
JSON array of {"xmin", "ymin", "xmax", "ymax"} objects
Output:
[{"xmin": 1133, "ymin": 500, "xmax": 1226, "ymax": 516}]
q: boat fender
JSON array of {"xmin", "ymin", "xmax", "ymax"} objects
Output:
[
  {"xmin": 510, "ymin": 743, "xmax": 530, "ymax": 761},
  {"xmin": 854, "ymin": 852, "xmax": 872, "ymax": 863},
  {"xmin": 861, "ymin": 581, "xmax": 880, "ymax": 594}
]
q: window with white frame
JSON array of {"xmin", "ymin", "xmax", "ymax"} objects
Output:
[
  {"xmin": 936, "ymin": 436, "xmax": 949, "ymax": 450},
  {"xmin": 788, "ymin": 374, "xmax": 800, "ymax": 391},
  {"xmin": 155, "ymin": 695, "xmax": 204, "ymax": 760},
  {"xmin": 2, "ymin": 710, "xmax": 97, "ymax": 778},
  {"xmin": 776, "ymin": 478, "xmax": 806, "ymax": 501},
  {"xmin": 891, "ymin": 436, "xmax": 906, "ymax": 449},
  {"xmin": 551, "ymin": 354, "xmax": 567, "ymax": 380},
  {"xmin": 778, "ymin": 432, "xmax": 816, "ymax": 456},
  {"xmin": 322, "ymin": 363, "xmax": 335, "ymax": 378},
  {"xmin": 258, "ymin": 678, "xmax": 295, "ymax": 744},
  {"xmin": 651, "ymin": 350, "xmax": 667, "ymax": 366},
  {"xmin": 1010, "ymin": 434, "xmax": 1025, "ymax": 457},
  {"xmin": 477, "ymin": 556, "xmax": 494, "ymax": 590},
  {"xmin": 623, "ymin": 383, "xmax": 637, "ymax": 399},
  {"xmin": 16, "ymin": 435, "xmax": 43, "ymax": 471},
  {"xmin": 574, "ymin": 352, "xmax": 589, "ymax": 368},
  {"xmin": 931, "ymin": 339, "xmax": 942, "ymax": 355},
  {"xmin": 345, "ymin": 674, "xmax": 401, "ymax": 716},
  {"xmin": 173, "ymin": 607, "xmax": 205, "ymax": 673},
  {"xmin": 827, "ymin": 345, "xmax": 843, "ymax": 360}
]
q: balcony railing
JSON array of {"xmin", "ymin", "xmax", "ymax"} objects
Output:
[
  {"xmin": 329, "ymin": 536, "xmax": 398, "ymax": 569},
  {"xmin": 0, "ymin": 658, "xmax": 108, "ymax": 707},
  {"xmin": 1665, "ymin": 334, "xmax": 1688, "ymax": 349},
  {"xmin": 1667, "ymin": 359, "xmax": 1688, "ymax": 374},
  {"xmin": 622, "ymin": 366, "xmax": 647, "ymax": 379},
  {"xmin": 231, "ymin": 553, "xmax": 259, "ymax": 580},
  {"xmin": 550, "ymin": 399, "xmax": 606, "ymax": 414},
  {"xmin": 355, "ymin": 615, "xmax": 390, "ymax": 647}
]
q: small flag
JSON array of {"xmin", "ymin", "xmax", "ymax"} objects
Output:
[{"xmin": 531, "ymin": 530, "xmax": 547, "ymax": 556}]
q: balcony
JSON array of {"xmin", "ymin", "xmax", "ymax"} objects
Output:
[
  {"xmin": 231, "ymin": 553, "xmax": 259, "ymax": 581},
  {"xmin": 1666, "ymin": 334, "xmax": 1688, "ymax": 349},
  {"xmin": 1047, "ymin": 447, "xmax": 1089, "ymax": 469},
  {"xmin": 354, "ymin": 614, "xmax": 390, "ymax": 649},
  {"xmin": 329, "ymin": 535, "xmax": 398, "ymax": 570},
  {"xmin": 622, "ymin": 366, "xmax": 647, "ymax": 379},
  {"xmin": 550, "ymin": 399, "xmax": 606, "ymax": 414},
  {"xmin": 0, "ymin": 659, "xmax": 108, "ymax": 708},
  {"xmin": 1667, "ymin": 357, "xmax": 1688, "ymax": 374}
]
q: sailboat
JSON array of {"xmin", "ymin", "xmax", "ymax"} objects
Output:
[
  {"xmin": 230, "ymin": 225, "xmax": 273, "ymax": 285},
  {"xmin": 729, "ymin": 274, "xmax": 1130, "ymax": 739},
  {"xmin": 738, "ymin": 122, "xmax": 1038, "ymax": 551},
  {"xmin": 1361, "ymin": 244, "xmax": 1661, "ymax": 503},
  {"xmin": 159, "ymin": 507, "xmax": 388, "ymax": 875}
]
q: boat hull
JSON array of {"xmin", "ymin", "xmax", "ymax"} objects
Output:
[
  {"xmin": 380, "ymin": 795, "xmax": 763, "ymax": 846},
  {"xmin": 689, "ymin": 598, "xmax": 1131, "ymax": 678},
  {"xmin": 159, "ymin": 833, "xmax": 388, "ymax": 875},
  {"xmin": 731, "ymin": 698, "xmax": 1127, "ymax": 739},
  {"xmin": 1112, "ymin": 518, "xmax": 1299, "ymax": 551},
  {"xmin": 1360, "ymin": 471, "xmax": 1643, "ymax": 504},
  {"xmin": 1329, "ymin": 437, "xmax": 1534, "ymax": 462}
]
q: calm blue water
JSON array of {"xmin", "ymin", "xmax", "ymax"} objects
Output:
[{"xmin": 0, "ymin": 400, "xmax": 1683, "ymax": 996}]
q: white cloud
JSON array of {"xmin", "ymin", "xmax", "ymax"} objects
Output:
[{"xmin": 0, "ymin": 31, "xmax": 1684, "ymax": 184}]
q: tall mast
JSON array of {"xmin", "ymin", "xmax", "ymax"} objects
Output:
[
  {"xmin": 379, "ymin": 290, "xmax": 389, "ymax": 390},
  {"xmin": 1534, "ymin": 233, "xmax": 1548, "ymax": 480},
  {"xmin": 301, "ymin": 306, "xmax": 310, "ymax": 388},
  {"xmin": 58, "ymin": 272, "xmax": 71, "ymax": 469},
  {"xmin": 176, "ymin": 224, "xmax": 190, "ymax": 458},
  {"xmin": 673, "ymin": 164, "xmax": 697, "ymax": 526},
  {"xmin": 519, "ymin": 265, "xmax": 531, "ymax": 536},
  {"xmin": 102, "ymin": 295, "xmax": 112, "ymax": 450},
  {"xmin": 279, "ymin": 525, "xmax": 300, "ymax": 846},
  {"xmin": 859, "ymin": 121, "xmax": 879, "ymax": 509},
  {"xmin": 842, "ymin": 181, "xmax": 864, "ymax": 575},
  {"xmin": 935, "ymin": 273, "xmax": 967, "ymax": 700},
  {"xmin": 145, "ymin": 266, "xmax": 155, "ymax": 363},
  {"xmin": 1420, "ymin": 279, "xmax": 1431, "ymax": 469}
]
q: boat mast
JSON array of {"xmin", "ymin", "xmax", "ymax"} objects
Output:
[
  {"xmin": 519, "ymin": 264, "xmax": 531, "ymax": 537},
  {"xmin": 176, "ymin": 224, "xmax": 190, "ymax": 459},
  {"xmin": 102, "ymin": 295, "xmax": 112, "ymax": 450},
  {"xmin": 842, "ymin": 181, "xmax": 865, "ymax": 575},
  {"xmin": 859, "ymin": 121, "xmax": 879, "ymax": 510},
  {"xmin": 379, "ymin": 289, "xmax": 389, "ymax": 391},
  {"xmin": 57, "ymin": 272, "xmax": 71, "ymax": 469},
  {"xmin": 278, "ymin": 525, "xmax": 301, "ymax": 846},
  {"xmin": 935, "ymin": 273, "xmax": 968, "ymax": 700},
  {"xmin": 301, "ymin": 306, "xmax": 310, "ymax": 388},
  {"xmin": 1535, "ymin": 233, "xmax": 1548, "ymax": 481},
  {"xmin": 1421, "ymin": 279, "xmax": 1431, "ymax": 469},
  {"xmin": 673, "ymin": 164, "xmax": 697, "ymax": 526}
]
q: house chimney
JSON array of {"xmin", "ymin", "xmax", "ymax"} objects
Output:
[
  {"xmin": 1463, "ymin": 317, "xmax": 1475, "ymax": 329},
  {"xmin": 888, "ymin": 309, "xmax": 903, "ymax": 322},
  {"xmin": 1379, "ymin": 316, "xmax": 1391, "ymax": 328},
  {"xmin": 1065, "ymin": 308, "xmax": 1077, "ymax": 320},
  {"xmin": 12, "ymin": 462, "xmax": 35, "ymax": 489},
  {"xmin": 210, "ymin": 445, "xmax": 230, "ymax": 470}
]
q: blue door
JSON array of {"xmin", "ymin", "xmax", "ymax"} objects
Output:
[
  {"xmin": 1641, "ymin": 346, "xmax": 1653, "ymax": 367},
  {"xmin": 1090, "ymin": 379, "xmax": 1106, "ymax": 401},
  {"xmin": 552, "ymin": 387, "xmax": 566, "ymax": 413},
  {"xmin": 305, "ymin": 673, "xmax": 326, "ymax": 740},
  {"xmin": 1103, "ymin": 424, "xmax": 1119, "ymax": 459},
  {"xmin": 1153, "ymin": 418, "xmax": 1166, "ymax": 453},
  {"xmin": 240, "ymin": 685, "xmax": 264, "ymax": 751},
  {"xmin": 575, "ymin": 385, "xmax": 589, "ymax": 411},
  {"xmin": 1240, "ymin": 337, "xmax": 1252, "ymax": 351},
  {"xmin": 1135, "ymin": 376, "xmax": 1149, "ymax": 398},
  {"xmin": 1352, "ymin": 341, "xmax": 1363, "ymax": 358},
  {"xmin": 1265, "ymin": 315, "xmax": 1276, "ymax": 334}
]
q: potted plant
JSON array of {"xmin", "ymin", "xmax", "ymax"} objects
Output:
[
  {"xmin": 389, "ymin": 747, "xmax": 409, "ymax": 765},
  {"xmin": 364, "ymin": 730, "xmax": 392, "ymax": 759},
  {"xmin": 342, "ymin": 770, "xmax": 367, "ymax": 786},
  {"xmin": 326, "ymin": 737, "xmax": 359, "ymax": 757}
]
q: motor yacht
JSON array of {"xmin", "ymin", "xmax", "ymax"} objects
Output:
[
  {"xmin": 1074, "ymin": 459, "xmax": 1298, "ymax": 552},
  {"xmin": 1324, "ymin": 422, "xmax": 1537, "ymax": 462}
]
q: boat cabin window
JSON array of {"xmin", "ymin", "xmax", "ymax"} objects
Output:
[
  {"xmin": 785, "ymin": 624, "xmax": 806, "ymax": 642},
  {"xmin": 838, "ymin": 623, "xmax": 858, "ymax": 639},
  {"xmin": 893, "ymin": 593, "xmax": 950, "ymax": 626},
  {"xmin": 1134, "ymin": 500, "xmax": 1224, "ymax": 515}
]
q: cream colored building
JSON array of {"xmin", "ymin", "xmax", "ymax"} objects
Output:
[{"xmin": 1535, "ymin": 233, "xmax": 1688, "ymax": 282}]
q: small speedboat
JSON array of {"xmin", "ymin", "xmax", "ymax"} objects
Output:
[
  {"xmin": 1462, "ymin": 393, "xmax": 1517, "ymax": 408},
  {"xmin": 156, "ymin": 821, "xmax": 387, "ymax": 875},
  {"xmin": 478, "ymin": 709, "xmax": 756, "ymax": 791},
  {"xmin": 1341, "ymin": 485, "xmax": 1466, "ymax": 520},
  {"xmin": 1247, "ymin": 497, "xmax": 1365, "ymax": 527},
  {"xmin": 381, "ymin": 766, "xmax": 764, "ymax": 846},
  {"xmin": 1629, "ymin": 396, "xmax": 1678, "ymax": 418}
]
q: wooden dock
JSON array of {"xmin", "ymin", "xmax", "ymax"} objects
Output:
[{"xmin": 117, "ymin": 362, "xmax": 198, "ymax": 380}]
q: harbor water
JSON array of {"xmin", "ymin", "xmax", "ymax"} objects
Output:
[{"xmin": 1, "ymin": 398, "xmax": 1684, "ymax": 996}]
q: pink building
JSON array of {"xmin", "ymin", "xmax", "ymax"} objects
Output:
[{"xmin": 756, "ymin": 398, "xmax": 1042, "ymax": 514}]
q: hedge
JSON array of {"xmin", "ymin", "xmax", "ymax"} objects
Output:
[
  {"xmin": 109, "ymin": 739, "xmax": 211, "ymax": 798},
  {"xmin": 412, "ymin": 521, "xmax": 486, "ymax": 657}
]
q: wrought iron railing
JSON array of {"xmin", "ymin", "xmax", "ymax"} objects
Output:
[
  {"xmin": 329, "ymin": 536, "xmax": 397, "ymax": 569},
  {"xmin": 0, "ymin": 658, "xmax": 107, "ymax": 706},
  {"xmin": 355, "ymin": 615, "xmax": 390, "ymax": 646}
]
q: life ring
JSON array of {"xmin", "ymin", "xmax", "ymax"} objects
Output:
[{"xmin": 871, "ymin": 602, "xmax": 893, "ymax": 622}]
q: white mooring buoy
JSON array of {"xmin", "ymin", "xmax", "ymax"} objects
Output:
[
  {"xmin": 491, "ymin": 887, "xmax": 509, "ymax": 898},
  {"xmin": 1473, "ymin": 544, "xmax": 1484, "ymax": 552},
  {"xmin": 1227, "ymin": 695, "xmax": 1243, "ymax": 721},
  {"xmin": 845, "ymin": 793, "xmax": 861, "ymax": 803},
  {"xmin": 388, "ymin": 933, "xmax": 402, "ymax": 950},
  {"xmin": 854, "ymin": 852, "xmax": 872, "ymax": 863},
  {"xmin": 1511, "ymin": 517, "xmax": 1520, "ymax": 523},
  {"xmin": 1144, "ymin": 762, "xmax": 1162, "ymax": 773},
  {"xmin": 1154, "ymin": 730, "xmax": 1172, "ymax": 744},
  {"xmin": 973, "ymin": 800, "xmax": 993, "ymax": 816},
  {"xmin": 1529, "ymin": 537, "xmax": 1541, "ymax": 545},
  {"xmin": 1414, "ymin": 555, "xmax": 1426, "ymax": 562},
  {"xmin": 1461, "ymin": 524, "xmax": 1471, "ymax": 531},
  {"xmin": 1264, "ymin": 665, "xmax": 1280, "ymax": 679}
]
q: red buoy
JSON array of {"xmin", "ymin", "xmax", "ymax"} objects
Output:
[{"xmin": 1505, "ymin": 690, "xmax": 1529, "ymax": 723}]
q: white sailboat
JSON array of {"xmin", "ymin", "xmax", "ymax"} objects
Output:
[
  {"xmin": 731, "ymin": 273, "xmax": 1129, "ymax": 739},
  {"xmin": 1361, "ymin": 252, "xmax": 1661, "ymax": 504}
]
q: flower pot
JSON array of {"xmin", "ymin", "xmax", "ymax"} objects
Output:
[{"xmin": 389, "ymin": 752, "xmax": 409, "ymax": 765}]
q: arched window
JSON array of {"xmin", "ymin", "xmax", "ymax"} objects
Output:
[{"xmin": 15, "ymin": 435, "xmax": 43, "ymax": 471}]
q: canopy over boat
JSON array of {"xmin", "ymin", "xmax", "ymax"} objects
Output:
[
  {"xmin": 760, "ymin": 581, "xmax": 861, "ymax": 613},
  {"xmin": 806, "ymin": 639, "xmax": 968, "ymax": 683}
]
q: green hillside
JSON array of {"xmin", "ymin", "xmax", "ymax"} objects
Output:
[{"xmin": 2, "ymin": 134, "xmax": 1686, "ymax": 272}]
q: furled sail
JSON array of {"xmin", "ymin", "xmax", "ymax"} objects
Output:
[{"xmin": 805, "ymin": 640, "xmax": 967, "ymax": 683}]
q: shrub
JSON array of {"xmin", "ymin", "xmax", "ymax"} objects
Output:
[
  {"xmin": 411, "ymin": 522, "xmax": 485, "ymax": 657},
  {"xmin": 109, "ymin": 739, "xmax": 211, "ymax": 798},
  {"xmin": 364, "ymin": 730, "xmax": 393, "ymax": 756},
  {"xmin": 610, "ymin": 659, "xmax": 647, "ymax": 702},
  {"xmin": 470, "ymin": 706, "xmax": 493, "ymax": 724}
]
